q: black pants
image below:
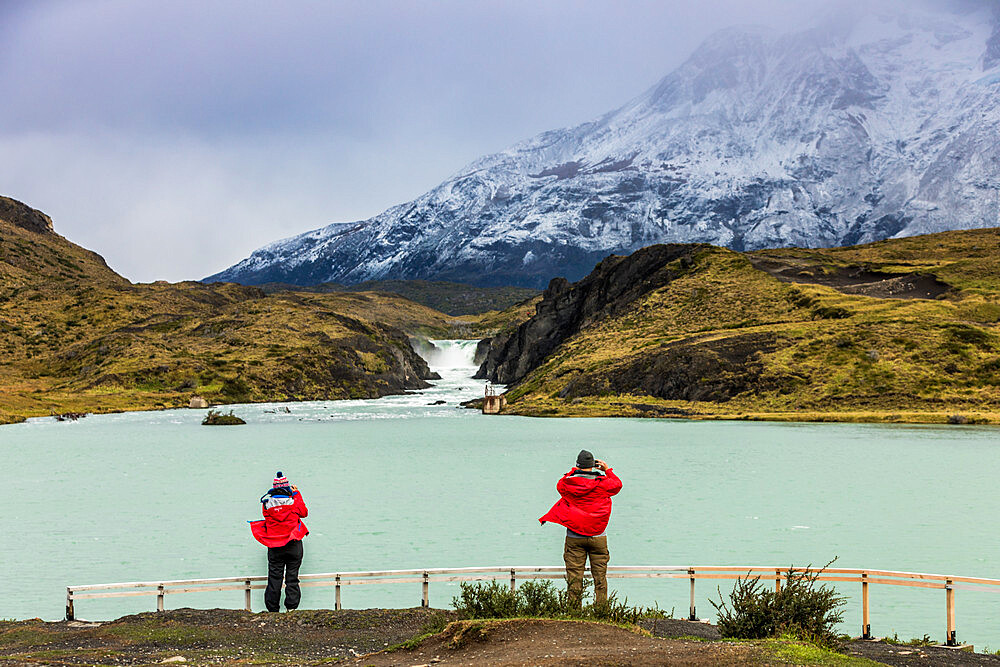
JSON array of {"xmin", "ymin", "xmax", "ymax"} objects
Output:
[{"xmin": 265, "ymin": 540, "xmax": 303, "ymax": 612}]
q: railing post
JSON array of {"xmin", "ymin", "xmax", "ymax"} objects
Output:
[
  {"xmin": 861, "ymin": 572, "xmax": 871, "ymax": 639},
  {"xmin": 156, "ymin": 585, "xmax": 165, "ymax": 612},
  {"xmin": 510, "ymin": 568, "xmax": 517, "ymax": 593},
  {"xmin": 775, "ymin": 569, "xmax": 782, "ymax": 593},
  {"xmin": 335, "ymin": 575, "xmax": 342, "ymax": 611},
  {"xmin": 65, "ymin": 588, "xmax": 75, "ymax": 621},
  {"xmin": 688, "ymin": 568, "xmax": 697, "ymax": 621},
  {"xmin": 421, "ymin": 572, "xmax": 429, "ymax": 608},
  {"xmin": 244, "ymin": 579, "xmax": 252, "ymax": 612},
  {"xmin": 946, "ymin": 580, "xmax": 956, "ymax": 646}
]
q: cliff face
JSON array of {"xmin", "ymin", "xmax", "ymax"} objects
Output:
[{"xmin": 476, "ymin": 244, "xmax": 710, "ymax": 385}]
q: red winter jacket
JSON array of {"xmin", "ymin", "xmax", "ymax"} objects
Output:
[
  {"xmin": 539, "ymin": 468, "xmax": 622, "ymax": 536},
  {"xmin": 250, "ymin": 491, "xmax": 309, "ymax": 547}
]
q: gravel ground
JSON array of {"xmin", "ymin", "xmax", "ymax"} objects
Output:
[
  {"xmin": 641, "ymin": 618, "xmax": 1000, "ymax": 666},
  {"xmin": 3, "ymin": 610, "xmax": 999, "ymax": 666},
  {"xmin": 842, "ymin": 640, "xmax": 1000, "ymax": 666},
  {"xmin": 0, "ymin": 607, "xmax": 454, "ymax": 665}
]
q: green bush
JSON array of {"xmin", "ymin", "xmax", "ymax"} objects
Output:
[
  {"xmin": 518, "ymin": 581, "xmax": 564, "ymax": 617},
  {"xmin": 451, "ymin": 579, "xmax": 668, "ymax": 626},
  {"xmin": 710, "ymin": 563, "xmax": 846, "ymax": 646},
  {"xmin": 452, "ymin": 580, "xmax": 521, "ymax": 619}
]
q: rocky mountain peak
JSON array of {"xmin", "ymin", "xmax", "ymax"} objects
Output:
[
  {"xmin": 0, "ymin": 196, "xmax": 54, "ymax": 235},
  {"xmin": 208, "ymin": 1, "xmax": 1000, "ymax": 290}
]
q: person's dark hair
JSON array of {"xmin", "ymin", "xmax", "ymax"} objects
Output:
[{"xmin": 260, "ymin": 486, "xmax": 292, "ymax": 503}]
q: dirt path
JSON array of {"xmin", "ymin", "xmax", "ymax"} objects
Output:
[{"xmin": 347, "ymin": 618, "xmax": 759, "ymax": 666}]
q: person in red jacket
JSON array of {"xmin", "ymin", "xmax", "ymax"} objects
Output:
[
  {"xmin": 539, "ymin": 450, "xmax": 622, "ymax": 607},
  {"xmin": 250, "ymin": 472, "xmax": 309, "ymax": 612}
]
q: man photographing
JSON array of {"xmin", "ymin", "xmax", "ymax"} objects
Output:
[{"xmin": 539, "ymin": 450, "xmax": 622, "ymax": 607}]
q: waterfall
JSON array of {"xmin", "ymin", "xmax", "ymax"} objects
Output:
[{"xmin": 422, "ymin": 339, "xmax": 480, "ymax": 370}]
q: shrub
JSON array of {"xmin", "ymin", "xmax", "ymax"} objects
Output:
[
  {"xmin": 452, "ymin": 580, "xmax": 520, "ymax": 619},
  {"xmin": 451, "ymin": 579, "xmax": 668, "ymax": 626},
  {"xmin": 518, "ymin": 581, "xmax": 564, "ymax": 617},
  {"xmin": 710, "ymin": 563, "xmax": 846, "ymax": 646}
]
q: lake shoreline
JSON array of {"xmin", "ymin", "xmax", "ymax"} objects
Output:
[
  {"xmin": 7, "ymin": 394, "xmax": 1000, "ymax": 427},
  {"xmin": 500, "ymin": 403, "xmax": 1000, "ymax": 425},
  {"xmin": 0, "ymin": 386, "xmax": 446, "ymax": 427},
  {"xmin": 500, "ymin": 395, "xmax": 1000, "ymax": 426}
]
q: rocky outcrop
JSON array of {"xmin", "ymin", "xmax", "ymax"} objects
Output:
[
  {"xmin": 0, "ymin": 195, "xmax": 127, "ymax": 285},
  {"xmin": 556, "ymin": 332, "xmax": 782, "ymax": 403},
  {"xmin": 0, "ymin": 196, "xmax": 54, "ymax": 235},
  {"xmin": 473, "ymin": 338, "xmax": 492, "ymax": 366},
  {"xmin": 476, "ymin": 244, "xmax": 710, "ymax": 385}
]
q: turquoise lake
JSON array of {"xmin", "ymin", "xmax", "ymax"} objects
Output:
[{"xmin": 1, "ymin": 340, "xmax": 997, "ymax": 647}]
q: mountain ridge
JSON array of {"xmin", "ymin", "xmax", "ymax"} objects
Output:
[{"xmin": 209, "ymin": 1, "xmax": 1000, "ymax": 289}]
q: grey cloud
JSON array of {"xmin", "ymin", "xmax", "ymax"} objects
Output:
[{"xmin": 2, "ymin": 0, "xmax": 864, "ymax": 281}]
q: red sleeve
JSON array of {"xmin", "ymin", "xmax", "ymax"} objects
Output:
[
  {"xmin": 293, "ymin": 492, "xmax": 308, "ymax": 518},
  {"xmin": 602, "ymin": 469, "xmax": 623, "ymax": 496}
]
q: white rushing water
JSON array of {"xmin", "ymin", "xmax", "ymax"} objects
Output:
[
  {"xmin": 215, "ymin": 339, "xmax": 493, "ymax": 423},
  {"xmin": 419, "ymin": 339, "xmax": 480, "ymax": 372}
]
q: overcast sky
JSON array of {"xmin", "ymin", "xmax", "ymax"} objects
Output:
[{"xmin": 1, "ymin": 0, "xmax": 836, "ymax": 282}]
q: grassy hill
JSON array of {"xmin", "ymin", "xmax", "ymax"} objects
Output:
[
  {"xmin": 482, "ymin": 228, "xmax": 1000, "ymax": 424},
  {"xmin": 256, "ymin": 279, "xmax": 539, "ymax": 316},
  {"xmin": 0, "ymin": 197, "xmax": 473, "ymax": 424}
]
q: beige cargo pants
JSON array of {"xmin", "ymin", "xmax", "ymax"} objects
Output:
[{"xmin": 563, "ymin": 535, "xmax": 610, "ymax": 607}]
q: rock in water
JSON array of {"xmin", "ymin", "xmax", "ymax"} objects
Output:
[{"xmin": 202, "ymin": 410, "xmax": 246, "ymax": 426}]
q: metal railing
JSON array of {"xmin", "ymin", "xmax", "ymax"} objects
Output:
[{"xmin": 66, "ymin": 565, "xmax": 1000, "ymax": 646}]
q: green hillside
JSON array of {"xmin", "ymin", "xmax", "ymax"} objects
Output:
[
  {"xmin": 0, "ymin": 197, "xmax": 465, "ymax": 424},
  {"xmin": 487, "ymin": 228, "xmax": 1000, "ymax": 424}
]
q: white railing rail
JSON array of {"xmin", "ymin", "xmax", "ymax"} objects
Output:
[{"xmin": 66, "ymin": 565, "xmax": 1000, "ymax": 646}]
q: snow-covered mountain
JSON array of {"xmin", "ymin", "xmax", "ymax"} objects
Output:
[{"xmin": 208, "ymin": 1, "xmax": 1000, "ymax": 289}]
